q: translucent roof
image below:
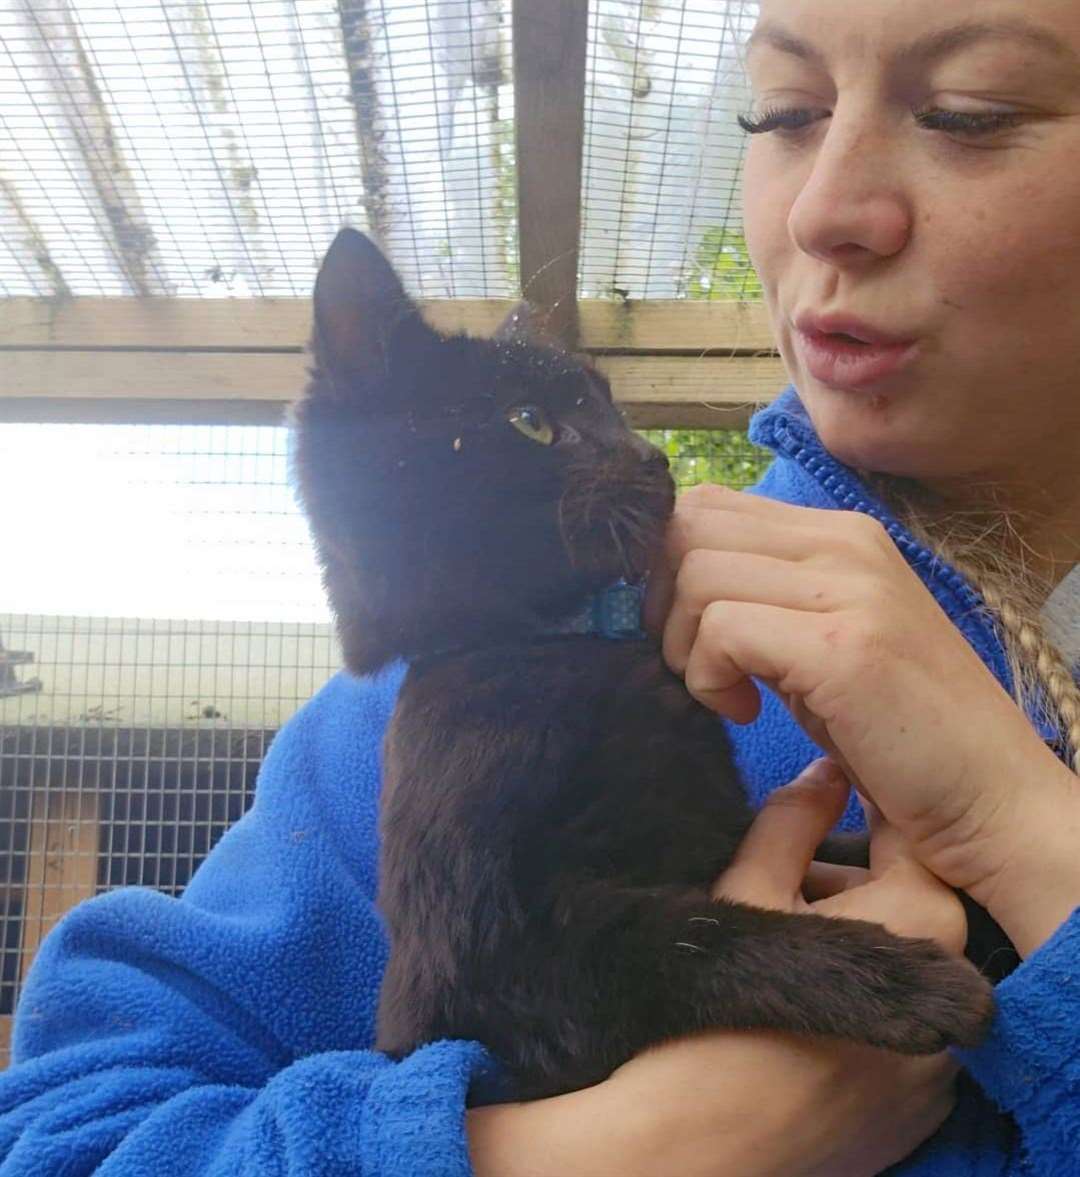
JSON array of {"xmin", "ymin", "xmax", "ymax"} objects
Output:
[{"xmin": 0, "ymin": 0, "xmax": 758, "ymax": 300}]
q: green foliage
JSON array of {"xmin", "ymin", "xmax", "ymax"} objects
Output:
[
  {"xmin": 685, "ymin": 228, "xmax": 763, "ymax": 301},
  {"xmin": 640, "ymin": 428, "xmax": 772, "ymax": 491}
]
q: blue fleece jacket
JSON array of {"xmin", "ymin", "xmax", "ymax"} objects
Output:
[{"xmin": 2, "ymin": 387, "xmax": 1078, "ymax": 1176}]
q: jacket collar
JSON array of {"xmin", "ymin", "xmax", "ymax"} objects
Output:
[{"xmin": 747, "ymin": 387, "xmax": 1063, "ymax": 748}]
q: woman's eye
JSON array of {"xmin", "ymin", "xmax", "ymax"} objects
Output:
[
  {"xmin": 913, "ymin": 108, "xmax": 1025, "ymax": 137},
  {"xmin": 738, "ymin": 104, "xmax": 1025, "ymax": 140},
  {"xmin": 737, "ymin": 106, "xmax": 828, "ymax": 136},
  {"xmin": 507, "ymin": 404, "xmax": 556, "ymax": 446}
]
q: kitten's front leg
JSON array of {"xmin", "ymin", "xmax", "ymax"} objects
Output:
[{"xmin": 536, "ymin": 879, "xmax": 993, "ymax": 1096}]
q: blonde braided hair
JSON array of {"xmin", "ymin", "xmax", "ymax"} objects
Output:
[
  {"xmin": 975, "ymin": 578, "xmax": 1080, "ymax": 776},
  {"xmin": 863, "ymin": 472, "xmax": 1080, "ymax": 776}
]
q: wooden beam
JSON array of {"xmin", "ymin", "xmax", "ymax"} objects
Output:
[
  {"xmin": 598, "ymin": 355, "xmax": 785, "ymax": 431},
  {"xmin": 581, "ymin": 300, "xmax": 774, "ymax": 354},
  {"xmin": 0, "ymin": 298, "xmax": 514, "ymax": 351},
  {"xmin": 512, "ymin": 0, "xmax": 589, "ymax": 348},
  {"xmin": 0, "ymin": 1015, "xmax": 10, "ymax": 1068},
  {"xmin": 1, "ymin": 350, "xmax": 299, "ymax": 401},
  {"xmin": 596, "ymin": 355, "xmax": 785, "ymax": 404},
  {"xmin": 0, "ymin": 352, "xmax": 787, "ymax": 427},
  {"xmin": 0, "ymin": 297, "xmax": 777, "ymax": 353}
]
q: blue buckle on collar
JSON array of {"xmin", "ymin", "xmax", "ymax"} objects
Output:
[{"xmin": 587, "ymin": 578, "xmax": 646, "ymax": 640}]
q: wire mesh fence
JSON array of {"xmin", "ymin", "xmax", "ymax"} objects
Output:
[{"xmin": 0, "ymin": 419, "xmax": 772, "ymax": 1066}]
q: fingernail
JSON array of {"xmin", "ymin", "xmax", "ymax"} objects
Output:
[{"xmin": 804, "ymin": 757, "xmax": 844, "ymax": 784}]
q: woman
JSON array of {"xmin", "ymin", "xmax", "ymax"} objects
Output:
[
  {"xmin": 478, "ymin": 5, "xmax": 1080, "ymax": 1169},
  {"xmin": 3, "ymin": 1, "xmax": 1079, "ymax": 1174}
]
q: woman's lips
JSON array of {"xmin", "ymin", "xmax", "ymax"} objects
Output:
[{"xmin": 794, "ymin": 328, "xmax": 919, "ymax": 391}]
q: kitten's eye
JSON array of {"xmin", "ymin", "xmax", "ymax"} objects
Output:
[{"xmin": 507, "ymin": 404, "xmax": 555, "ymax": 446}]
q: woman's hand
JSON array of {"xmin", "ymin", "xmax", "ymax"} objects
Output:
[
  {"xmin": 713, "ymin": 758, "xmax": 968, "ymax": 956},
  {"xmin": 470, "ymin": 762, "xmax": 964, "ymax": 1177},
  {"xmin": 644, "ymin": 483, "xmax": 1080, "ymax": 948},
  {"xmin": 606, "ymin": 762, "xmax": 967, "ymax": 1177},
  {"xmin": 602, "ymin": 1029, "xmax": 956, "ymax": 1177}
]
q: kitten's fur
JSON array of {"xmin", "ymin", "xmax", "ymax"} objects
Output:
[{"xmin": 292, "ymin": 228, "xmax": 1008, "ymax": 1101}]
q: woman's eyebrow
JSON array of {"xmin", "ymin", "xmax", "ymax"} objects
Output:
[{"xmin": 746, "ymin": 18, "xmax": 1079, "ymax": 69}]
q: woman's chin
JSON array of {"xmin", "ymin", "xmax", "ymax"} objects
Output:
[{"xmin": 802, "ymin": 388, "xmax": 934, "ymax": 478}]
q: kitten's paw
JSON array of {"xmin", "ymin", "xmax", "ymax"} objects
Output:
[{"xmin": 851, "ymin": 934, "xmax": 995, "ymax": 1054}]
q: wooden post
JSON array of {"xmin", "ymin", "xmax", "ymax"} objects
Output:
[
  {"xmin": 19, "ymin": 791, "xmax": 99, "ymax": 987},
  {"xmin": 512, "ymin": 0, "xmax": 589, "ymax": 350}
]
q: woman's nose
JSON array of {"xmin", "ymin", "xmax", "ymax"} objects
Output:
[{"xmin": 787, "ymin": 118, "xmax": 913, "ymax": 266}]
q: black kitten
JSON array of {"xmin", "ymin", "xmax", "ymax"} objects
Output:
[{"xmin": 292, "ymin": 228, "xmax": 1005, "ymax": 1102}]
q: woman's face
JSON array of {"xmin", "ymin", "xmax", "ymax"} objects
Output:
[{"xmin": 742, "ymin": 0, "xmax": 1080, "ymax": 501}]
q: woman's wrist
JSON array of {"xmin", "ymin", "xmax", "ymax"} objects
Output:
[
  {"xmin": 978, "ymin": 761, "xmax": 1080, "ymax": 958},
  {"xmin": 467, "ymin": 1079, "xmax": 646, "ymax": 1177}
]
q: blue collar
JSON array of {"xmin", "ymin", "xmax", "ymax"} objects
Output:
[
  {"xmin": 542, "ymin": 578, "xmax": 647, "ymax": 641},
  {"xmin": 407, "ymin": 579, "xmax": 647, "ymax": 668}
]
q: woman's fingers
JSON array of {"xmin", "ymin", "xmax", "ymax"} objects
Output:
[
  {"xmin": 859, "ymin": 790, "xmax": 940, "ymax": 884},
  {"xmin": 809, "ymin": 800, "xmax": 971, "ymax": 955},
  {"xmin": 647, "ymin": 485, "xmax": 884, "ymax": 663},
  {"xmin": 661, "ymin": 550, "xmax": 846, "ymax": 676},
  {"xmin": 712, "ymin": 759, "xmax": 851, "ymax": 906},
  {"xmin": 645, "ymin": 485, "xmax": 826, "ymax": 636},
  {"xmin": 678, "ymin": 600, "xmax": 831, "ymax": 719},
  {"xmin": 667, "ymin": 503, "xmax": 831, "ymax": 569},
  {"xmin": 675, "ymin": 482, "xmax": 839, "ymax": 528},
  {"xmin": 802, "ymin": 861, "xmax": 871, "ymax": 901}
]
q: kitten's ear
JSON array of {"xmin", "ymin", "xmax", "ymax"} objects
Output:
[
  {"xmin": 493, "ymin": 300, "xmax": 560, "ymax": 348},
  {"xmin": 311, "ymin": 228, "xmax": 423, "ymax": 387}
]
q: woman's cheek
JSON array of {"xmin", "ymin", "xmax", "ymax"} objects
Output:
[{"xmin": 741, "ymin": 148, "xmax": 792, "ymax": 290}]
